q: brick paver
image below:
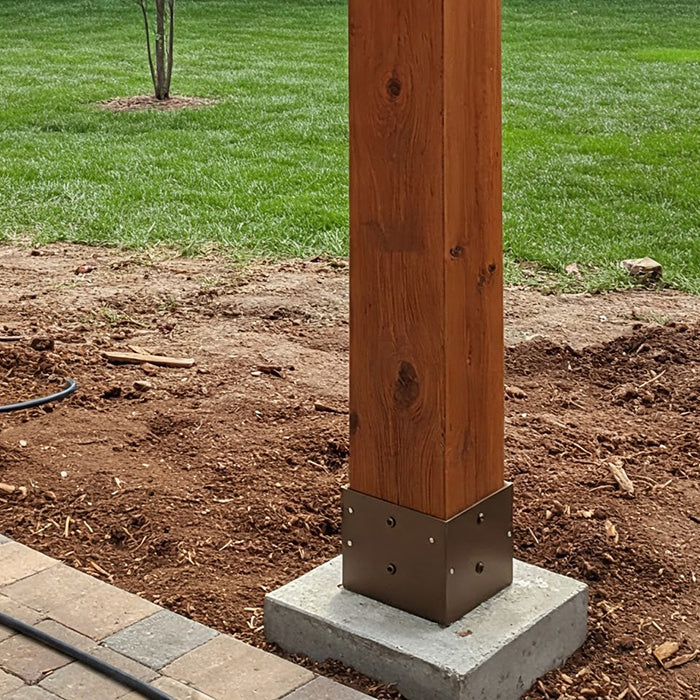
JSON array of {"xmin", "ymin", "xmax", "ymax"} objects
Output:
[
  {"xmin": 90, "ymin": 646, "xmax": 159, "ymax": 683},
  {"xmin": 121, "ymin": 676, "xmax": 216, "ymax": 700},
  {"xmin": 0, "ymin": 632, "xmax": 70, "ymax": 684},
  {"xmin": 2, "ymin": 564, "xmax": 158, "ymax": 640},
  {"xmin": 0, "ymin": 595, "xmax": 43, "ymax": 643},
  {"xmin": 104, "ymin": 609, "xmax": 218, "ymax": 670},
  {"xmin": 162, "ymin": 634, "xmax": 314, "ymax": 700},
  {"xmin": 0, "ymin": 541, "xmax": 356, "ymax": 700},
  {"xmin": 39, "ymin": 662, "xmax": 132, "ymax": 700},
  {"xmin": 0, "ymin": 543, "xmax": 56, "ymax": 587},
  {"xmin": 39, "ymin": 663, "xmax": 129, "ymax": 700},
  {"xmin": 0, "ymin": 669, "xmax": 24, "ymax": 695},
  {"xmin": 282, "ymin": 677, "xmax": 370, "ymax": 699},
  {"xmin": 34, "ymin": 619, "xmax": 96, "ymax": 652},
  {"xmin": 2, "ymin": 687, "xmax": 62, "ymax": 699}
]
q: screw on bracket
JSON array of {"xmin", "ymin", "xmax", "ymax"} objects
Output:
[
  {"xmin": 386, "ymin": 516, "xmax": 396, "ymax": 528},
  {"xmin": 475, "ymin": 561, "xmax": 485, "ymax": 574},
  {"xmin": 386, "ymin": 563, "xmax": 397, "ymax": 575}
]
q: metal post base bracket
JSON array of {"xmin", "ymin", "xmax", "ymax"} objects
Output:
[{"xmin": 342, "ymin": 483, "xmax": 513, "ymax": 626}]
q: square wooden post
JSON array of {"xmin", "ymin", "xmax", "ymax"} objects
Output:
[{"xmin": 344, "ymin": 0, "xmax": 511, "ymax": 625}]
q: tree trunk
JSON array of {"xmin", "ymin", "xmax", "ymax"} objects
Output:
[
  {"xmin": 165, "ymin": 0, "xmax": 174, "ymax": 98},
  {"xmin": 139, "ymin": 0, "xmax": 157, "ymax": 96},
  {"xmin": 155, "ymin": 0, "xmax": 166, "ymax": 99}
]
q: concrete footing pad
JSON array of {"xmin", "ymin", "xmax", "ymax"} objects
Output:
[{"xmin": 265, "ymin": 557, "xmax": 587, "ymax": 700}]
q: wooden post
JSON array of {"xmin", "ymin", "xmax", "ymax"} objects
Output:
[{"xmin": 344, "ymin": 0, "xmax": 509, "ymax": 625}]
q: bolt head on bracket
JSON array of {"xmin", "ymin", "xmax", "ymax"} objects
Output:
[{"xmin": 342, "ymin": 483, "xmax": 513, "ymax": 626}]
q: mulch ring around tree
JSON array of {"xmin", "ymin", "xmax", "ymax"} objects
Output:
[{"xmin": 98, "ymin": 95, "xmax": 217, "ymax": 112}]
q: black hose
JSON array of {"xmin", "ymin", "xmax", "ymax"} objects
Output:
[
  {"xmin": 0, "ymin": 379, "xmax": 77, "ymax": 414},
  {"xmin": 0, "ymin": 610, "xmax": 173, "ymax": 700}
]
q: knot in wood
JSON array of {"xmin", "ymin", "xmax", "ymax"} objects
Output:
[
  {"xmin": 394, "ymin": 361, "xmax": 419, "ymax": 409},
  {"xmin": 386, "ymin": 76, "xmax": 402, "ymax": 100}
]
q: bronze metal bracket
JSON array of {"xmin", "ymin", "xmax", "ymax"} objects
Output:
[{"xmin": 342, "ymin": 483, "xmax": 513, "ymax": 626}]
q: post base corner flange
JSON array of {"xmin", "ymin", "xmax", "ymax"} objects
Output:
[{"xmin": 342, "ymin": 483, "xmax": 513, "ymax": 626}]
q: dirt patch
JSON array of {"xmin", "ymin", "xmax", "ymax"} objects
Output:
[
  {"xmin": 98, "ymin": 95, "xmax": 216, "ymax": 112},
  {"xmin": 1, "ymin": 244, "xmax": 699, "ymax": 699}
]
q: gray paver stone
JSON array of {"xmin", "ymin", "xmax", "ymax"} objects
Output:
[
  {"xmin": 103, "ymin": 609, "xmax": 218, "ymax": 670},
  {"xmin": 91, "ymin": 647, "xmax": 159, "ymax": 683},
  {"xmin": 162, "ymin": 634, "xmax": 313, "ymax": 700},
  {"xmin": 282, "ymin": 677, "xmax": 371, "ymax": 699},
  {"xmin": 2, "ymin": 565, "xmax": 158, "ymax": 640},
  {"xmin": 0, "ymin": 543, "xmax": 56, "ymax": 587}
]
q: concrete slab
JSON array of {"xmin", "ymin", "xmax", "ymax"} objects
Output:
[
  {"xmin": 0, "ymin": 535, "xmax": 11, "ymax": 545},
  {"xmin": 103, "ymin": 609, "xmax": 218, "ymax": 670},
  {"xmin": 265, "ymin": 556, "xmax": 588, "ymax": 700}
]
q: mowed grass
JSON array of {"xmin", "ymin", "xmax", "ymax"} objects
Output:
[
  {"xmin": 502, "ymin": 0, "xmax": 700, "ymax": 292},
  {"xmin": 0, "ymin": 0, "xmax": 698, "ymax": 292},
  {"xmin": 0, "ymin": 0, "xmax": 349, "ymax": 257}
]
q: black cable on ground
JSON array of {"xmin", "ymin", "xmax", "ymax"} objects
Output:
[
  {"xmin": 0, "ymin": 611, "xmax": 173, "ymax": 700},
  {"xmin": 0, "ymin": 379, "xmax": 77, "ymax": 414}
]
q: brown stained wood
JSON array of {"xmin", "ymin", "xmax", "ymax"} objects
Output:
[
  {"xmin": 349, "ymin": 0, "xmax": 445, "ymax": 517},
  {"xmin": 349, "ymin": 0, "xmax": 504, "ymax": 519},
  {"xmin": 103, "ymin": 351, "xmax": 195, "ymax": 368},
  {"xmin": 444, "ymin": 0, "xmax": 504, "ymax": 514}
]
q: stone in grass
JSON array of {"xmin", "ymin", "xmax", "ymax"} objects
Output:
[{"xmin": 620, "ymin": 257, "xmax": 663, "ymax": 282}]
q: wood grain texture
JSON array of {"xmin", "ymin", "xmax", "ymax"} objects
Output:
[
  {"xmin": 443, "ymin": 0, "xmax": 504, "ymax": 515},
  {"xmin": 349, "ymin": 0, "xmax": 503, "ymax": 519}
]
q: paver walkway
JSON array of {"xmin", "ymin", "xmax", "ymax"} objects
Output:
[{"xmin": 0, "ymin": 535, "xmax": 368, "ymax": 699}]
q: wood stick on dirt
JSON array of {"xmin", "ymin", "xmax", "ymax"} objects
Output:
[
  {"xmin": 664, "ymin": 650, "xmax": 699, "ymax": 669},
  {"xmin": 0, "ymin": 336, "xmax": 22, "ymax": 342},
  {"xmin": 103, "ymin": 351, "xmax": 195, "ymax": 368},
  {"xmin": 608, "ymin": 458, "xmax": 635, "ymax": 496},
  {"xmin": 314, "ymin": 401, "xmax": 348, "ymax": 415},
  {"xmin": 256, "ymin": 365, "xmax": 284, "ymax": 378}
]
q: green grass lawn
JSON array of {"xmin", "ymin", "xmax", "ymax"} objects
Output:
[{"xmin": 0, "ymin": 0, "xmax": 698, "ymax": 292}]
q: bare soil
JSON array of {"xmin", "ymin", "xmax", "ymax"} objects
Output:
[{"xmin": 1, "ymin": 244, "xmax": 699, "ymax": 699}]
